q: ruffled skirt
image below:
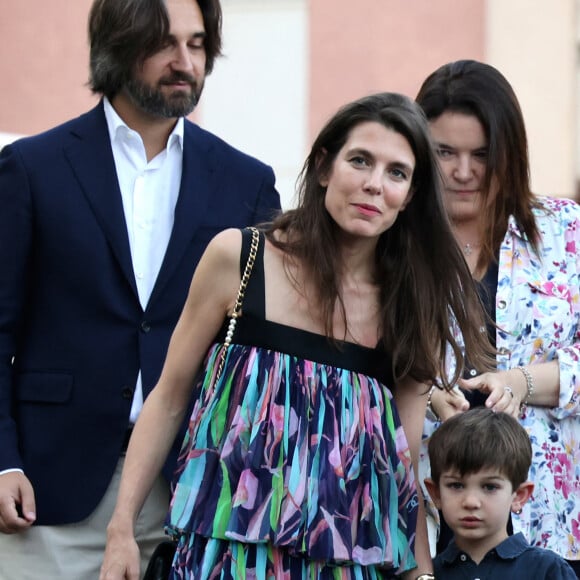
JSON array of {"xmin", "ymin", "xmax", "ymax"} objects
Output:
[{"xmin": 166, "ymin": 342, "xmax": 418, "ymax": 579}]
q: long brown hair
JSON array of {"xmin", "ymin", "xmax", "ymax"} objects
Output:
[
  {"xmin": 416, "ymin": 60, "xmax": 541, "ymax": 273},
  {"xmin": 267, "ymin": 92, "xmax": 493, "ymax": 389},
  {"xmin": 88, "ymin": 0, "xmax": 222, "ymax": 98}
]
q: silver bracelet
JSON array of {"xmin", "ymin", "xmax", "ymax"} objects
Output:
[
  {"xmin": 426, "ymin": 385, "xmax": 441, "ymax": 422},
  {"xmin": 516, "ymin": 365, "xmax": 535, "ymax": 409}
]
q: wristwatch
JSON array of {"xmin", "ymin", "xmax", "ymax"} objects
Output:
[{"xmin": 415, "ymin": 574, "xmax": 436, "ymax": 580}]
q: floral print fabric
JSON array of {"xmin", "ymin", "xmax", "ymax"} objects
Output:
[
  {"xmin": 166, "ymin": 337, "xmax": 418, "ymax": 579},
  {"xmin": 423, "ymin": 196, "xmax": 580, "ymax": 560}
]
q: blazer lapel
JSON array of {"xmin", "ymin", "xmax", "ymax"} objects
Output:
[
  {"xmin": 63, "ymin": 103, "xmax": 138, "ymax": 298},
  {"xmin": 148, "ymin": 121, "xmax": 216, "ymax": 304}
]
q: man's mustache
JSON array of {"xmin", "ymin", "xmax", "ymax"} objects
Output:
[{"xmin": 159, "ymin": 73, "xmax": 197, "ymax": 88}]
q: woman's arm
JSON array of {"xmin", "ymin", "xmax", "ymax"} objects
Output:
[
  {"xmin": 458, "ymin": 361, "xmax": 560, "ymax": 418},
  {"xmin": 99, "ymin": 229, "xmax": 244, "ymax": 580},
  {"xmin": 394, "ymin": 379, "xmax": 433, "ymax": 579},
  {"xmin": 481, "ymin": 200, "xmax": 580, "ymax": 418}
]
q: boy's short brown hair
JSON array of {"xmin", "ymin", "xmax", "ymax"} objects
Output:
[{"xmin": 428, "ymin": 408, "xmax": 532, "ymax": 489}]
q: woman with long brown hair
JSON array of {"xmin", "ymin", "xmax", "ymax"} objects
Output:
[
  {"xmin": 417, "ymin": 60, "xmax": 580, "ymax": 576},
  {"xmin": 100, "ymin": 92, "xmax": 490, "ymax": 579}
]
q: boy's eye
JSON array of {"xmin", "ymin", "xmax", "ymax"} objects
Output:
[
  {"xmin": 446, "ymin": 482, "xmax": 463, "ymax": 490},
  {"xmin": 483, "ymin": 483, "xmax": 499, "ymax": 492}
]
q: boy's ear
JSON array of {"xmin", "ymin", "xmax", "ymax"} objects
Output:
[
  {"xmin": 511, "ymin": 481, "xmax": 534, "ymax": 514},
  {"xmin": 424, "ymin": 478, "xmax": 441, "ymax": 509}
]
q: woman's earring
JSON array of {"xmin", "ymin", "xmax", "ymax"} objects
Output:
[{"xmin": 512, "ymin": 507, "xmax": 523, "ymax": 515}]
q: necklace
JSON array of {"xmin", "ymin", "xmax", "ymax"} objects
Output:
[
  {"xmin": 463, "ymin": 243, "xmax": 475, "ymax": 256},
  {"xmin": 463, "ymin": 242, "xmax": 481, "ymax": 256}
]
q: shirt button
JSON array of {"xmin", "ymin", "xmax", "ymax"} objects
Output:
[
  {"xmin": 498, "ymin": 299, "xmax": 507, "ymax": 309},
  {"xmin": 121, "ymin": 386, "xmax": 134, "ymax": 400},
  {"xmin": 469, "ymin": 369, "xmax": 477, "ymax": 377},
  {"xmin": 141, "ymin": 321, "xmax": 151, "ymax": 333},
  {"xmin": 460, "ymin": 554, "xmax": 467, "ymax": 561}
]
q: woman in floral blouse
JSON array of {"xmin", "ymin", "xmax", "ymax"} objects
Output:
[{"xmin": 416, "ymin": 60, "xmax": 580, "ymax": 576}]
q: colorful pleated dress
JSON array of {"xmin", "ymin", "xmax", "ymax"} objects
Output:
[{"xmin": 166, "ymin": 230, "xmax": 418, "ymax": 579}]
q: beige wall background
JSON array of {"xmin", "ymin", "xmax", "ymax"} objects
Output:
[
  {"xmin": 309, "ymin": 0, "xmax": 486, "ymax": 137},
  {"xmin": 0, "ymin": 0, "xmax": 577, "ymax": 201},
  {"xmin": 308, "ymin": 0, "xmax": 577, "ymax": 199},
  {"xmin": 487, "ymin": 0, "xmax": 577, "ymax": 198},
  {"xmin": 0, "ymin": 0, "xmax": 96, "ymax": 136},
  {"xmin": 202, "ymin": 0, "xmax": 307, "ymax": 207}
]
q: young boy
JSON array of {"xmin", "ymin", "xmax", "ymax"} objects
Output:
[{"xmin": 424, "ymin": 408, "xmax": 576, "ymax": 579}]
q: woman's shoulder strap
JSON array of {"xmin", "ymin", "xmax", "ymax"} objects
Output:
[{"xmin": 239, "ymin": 227, "xmax": 266, "ymax": 317}]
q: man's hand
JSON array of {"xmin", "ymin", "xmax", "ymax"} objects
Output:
[{"xmin": 0, "ymin": 472, "xmax": 36, "ymax": 533}]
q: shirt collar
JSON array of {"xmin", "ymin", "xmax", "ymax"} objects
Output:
[
  {"xmin": 103, "ymin": 97, "xmax": 184, "ymax": 152},
  {"xmin": 494, "ymin": 533, "xmax": 529, "ymax": 559},
  {"xmin": 439, "ymin": 533, "xmax": 529, "ymax": 565},
  {"xmin": 438, "ymin": 539, "xmax": 464, "ymax": 565}
]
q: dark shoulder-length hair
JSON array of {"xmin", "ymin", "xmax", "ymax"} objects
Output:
[
  {"xmin": 88, "ymin": 0, "xmax": 222, "ymax": 98},
  {"xmin": 267, "ymin": 92, "xmax": 492, "ymax": 388},
  {"xmin": 416, "ymin": 60, "xmax": 540, "ymax": 271}
]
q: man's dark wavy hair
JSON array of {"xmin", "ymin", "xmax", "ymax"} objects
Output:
[{"xmin": 88, "ymin": 0, "xmax": 222, "ymax": 98}]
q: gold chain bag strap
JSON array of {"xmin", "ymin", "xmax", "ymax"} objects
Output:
[
  {"xmin": 213, "ymin": 226, "xmax": 260, "ymax": 383},
  {"xmin": 142, "ymin": 226, "xmax": 260, "ymax": 580}
]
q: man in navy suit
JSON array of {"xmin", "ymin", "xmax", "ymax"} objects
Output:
[{"xmin": 0, "ymin": 0, "xmax": 280, "ymax": 576}]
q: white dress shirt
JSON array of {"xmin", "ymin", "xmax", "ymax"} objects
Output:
[{"xmin": 104, "ymin": 97, "xmax": 184, "ymax": 423}]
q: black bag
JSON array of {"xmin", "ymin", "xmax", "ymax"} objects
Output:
[{"xmin": 142, "ymin": 540, "xmax": 177, "ymax": 580}]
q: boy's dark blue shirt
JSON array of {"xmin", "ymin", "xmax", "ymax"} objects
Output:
[{"xmin": 434, "ymin": 533, "xmax": 576, "ymax": 579}]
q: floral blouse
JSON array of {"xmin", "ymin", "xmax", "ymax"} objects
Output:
[{"xmin": 422, "ymin": 196, "xmax": 580, "ymax": 561}]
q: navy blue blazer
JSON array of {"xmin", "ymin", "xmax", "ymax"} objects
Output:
[{"xmin": 0, "ymin": 102, "xmax": 280, "ymax": 525}]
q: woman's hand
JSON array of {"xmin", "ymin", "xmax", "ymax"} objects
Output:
[
  {"xmin": 99, "ymin": 523, "xmax": 140, "ymax": 580},
  {"xmin": 459, "ymin": 371, "xmax": 523, "ymax": 418},
  {"xmin": 430, "ymin": 385, "xmax": 470, "ymax": 422}
]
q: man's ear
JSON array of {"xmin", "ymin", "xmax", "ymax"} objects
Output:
[
  {"xmin": 511, "ymin": 481, "xmax": 534, "ymax": 514},
  {"xmin": 424, "ymin": 478, "xmax": 441, "ymax": 509}
]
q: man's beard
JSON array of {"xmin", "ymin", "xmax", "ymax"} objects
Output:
[{"xmin": 125, "ymin": 72, "xmax": 203, "ymax": 118}]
